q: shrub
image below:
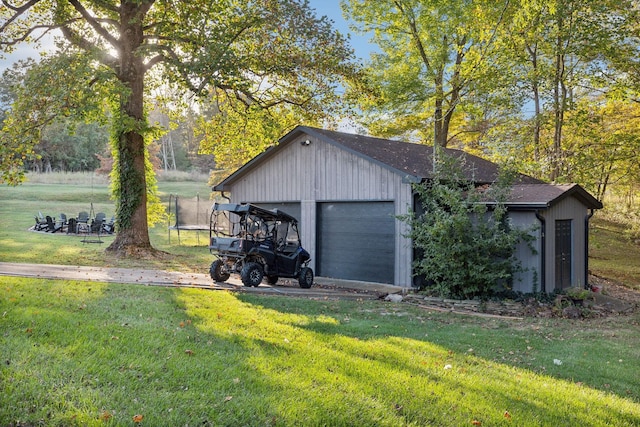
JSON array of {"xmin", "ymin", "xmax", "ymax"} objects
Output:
[{"xmin": 401, "ymin": 154, "xmax": 536, "ymax": 300}]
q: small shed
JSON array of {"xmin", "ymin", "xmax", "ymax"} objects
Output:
[{"xmin": 213, "ymin": 126, "xmax": 602, "ymax": 293}]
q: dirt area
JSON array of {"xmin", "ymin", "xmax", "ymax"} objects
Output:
[{"xmin": 385, "ymin": 275, "xmax": 640, "ymax": 320}]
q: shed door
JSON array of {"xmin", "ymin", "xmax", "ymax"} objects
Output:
[
  {"xmin": 555, "ymin": 220, "xmax": 573, "ymax": 289},
  {"xmin": 317, "ymin": 202, "xmax": 395, "ymax": 284}
]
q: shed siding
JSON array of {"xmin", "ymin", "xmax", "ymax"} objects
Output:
[
  {"xmin": 542, "ymin": 197, "xmax": 589, "ymax": 291},
  {"xmin": 509, "ymin": 211, "xmax": 542, "ymax": 293},
  {"xmin": 224, "ymin": 134, "xmax": 414, "ymax": 287}
]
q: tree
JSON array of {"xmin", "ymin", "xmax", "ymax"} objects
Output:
[
  {"xmin": 343, "ymin": 0, "xmax": 513, "ymax": 147},
  {"xmin": 1, "ymin": 0, "xmax": 358, "ymax": 256},
  {"xmin": 196, "ymin": 92, "xmax": 300, "ymax": 172},
  {"xmin": 495, "ymin": 0, "xmax": 640, "ymax": 181},
  {"xmin": 400, "ymin": 155, "xmax": 536, "ymax": 300}
]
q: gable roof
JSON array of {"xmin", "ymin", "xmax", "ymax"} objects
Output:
[
  {"xmin": 504, "ymin": 184, "xmax": 603, "ymax": 210},
  {"xmin": 213, "ymin": 126, "xmax": 541, "ymax": 191}
]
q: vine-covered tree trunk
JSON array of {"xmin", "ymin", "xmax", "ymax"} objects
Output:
[{"xmin": 106, "ymin": 1, "xmax": 152, "ymax": 255}]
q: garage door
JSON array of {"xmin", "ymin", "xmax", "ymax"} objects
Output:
[{"xmin": 317, "ymin": 202, "xmax": 395, "ymax": 284}]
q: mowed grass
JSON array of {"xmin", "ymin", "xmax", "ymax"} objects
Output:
[
  {"xmin": 1, "ymin": 277, "xmax": 639, "ymax": 426},
  {"xmin": 1, "ymin": 174, "xmax": 640, "ymax": 425},
  {"xmin": 0, "ymin": 174, "xmax": 213, "ymax": 271}
]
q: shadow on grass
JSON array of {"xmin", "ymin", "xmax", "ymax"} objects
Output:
[
  {"xmin": 2, "ymin": 279, "xmax": 639, "ymax": 426},
  {"xmin": 180, "ymin": 290, "xmax": 640, "ymax": 426}
]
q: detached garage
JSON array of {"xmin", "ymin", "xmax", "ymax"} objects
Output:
[{"xmin": 213, "ymin": 126, "xmax": 602, "ymax": 293}]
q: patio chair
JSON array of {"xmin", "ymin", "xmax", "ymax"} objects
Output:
[
  {"xmin": 67, "ymin": 218, "xmax": 77, "ymax": 234},
  {"xmin": 91, "ymin": 217, "xmax": 104, "ymax": 234},
  {"xmin": 34, "ymin": 213, "xmax": 48, "ymax": 231},
  {"xmin": 102, "ymin": 215, "xmax": 116, "ymax": 234},
  {"xmin": 45, "ymin": 216, "xmax": 62, "ymax": 233},
  {"xmin": 56, "ymin": 213, "xmax": 68, "ymax": 232},
  {"xmin": 77, "ymin": 211, "xmax": 90, "ymax": 234}
]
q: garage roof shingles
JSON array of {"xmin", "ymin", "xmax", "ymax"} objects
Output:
[
  {"xmin": 307, "ymin": 127, "xmax": 540, "ymax": 184},
  {"xmin": 213, "ymin": 126, "xmax": 601, "ymax": 210}
]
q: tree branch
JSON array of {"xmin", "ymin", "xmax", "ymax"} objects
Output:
[
  {"xmin": 0, "ymin": 0, "xmax": 41, "ymax": 33},
  {"xmin": 67, "ymin": 0, "xmax": 119, "ymax": 48},
  {"xmin": 59, "ymin": 24, "xmax": 119, "ymax": 70}
]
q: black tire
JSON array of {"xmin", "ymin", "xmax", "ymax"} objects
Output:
[
  {"xmin": 298, "ymin": 267, "xmax": 314, "ymax": 289},
  {"xmin": 241, "ymin": 262, "xmax": 264, "ymax": 287},
  {"xmin": 210, "ymin": 260, "xmax": 230, "ymax": 282},
  {"xmin": 266, "ymin": 275, "xmax": 279, "ymax": 285}
]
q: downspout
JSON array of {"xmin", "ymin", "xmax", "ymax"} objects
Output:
[
  {"xmin": 584, "ymin": 209, "xmax": 596, "ymax": 290},
  {"xmin": 221, "ymin": 191, "xmax": 231, "ymax": 202},
  {"xmin": 535, "ymin": 210, "xmax": 546, "ymax": 293}
]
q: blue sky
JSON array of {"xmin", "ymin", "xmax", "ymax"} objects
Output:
[{"xmin": 308, "ymin": 0, "xmax": 374, "ymax": 61}]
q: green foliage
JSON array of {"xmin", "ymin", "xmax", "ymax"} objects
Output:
[
  {"xmin": 401, "ymin": 155, "xmax": 535, "ymax": 299},
  {"xmin": 197, "ymin": 95, "xmax": 303, "ymax": 171},
  {"xmin": 343, "ymin": 0, "xmax": 514, "ymax": 147},
  {"xmin": 0, "ymin": 49, "xmax": 112, "ymax": 184}
]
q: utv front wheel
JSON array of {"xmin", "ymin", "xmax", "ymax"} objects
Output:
[
  {"xmin": 298, "ymin": 267, "xmax": 314, "ymax": 289},
  {"xmin": 241, "ymin": 262, "xmax": 264, "ymax": 287},
  {"xmin": 210, "ymin": 260, "xmax": 230, "ymax": 282}
]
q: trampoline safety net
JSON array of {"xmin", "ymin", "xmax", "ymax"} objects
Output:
[{"xmin": 168, "ymin": 194, "xmax": 212, "ymax": 244}]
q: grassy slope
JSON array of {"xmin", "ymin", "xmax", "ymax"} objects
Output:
[
  {"xmin": 590, "ymin": 217, "xmax": 640, "ymax": 291},
  {"xmin": 1, "ymin": 277, "xmax": 639, "ymax": 426}
]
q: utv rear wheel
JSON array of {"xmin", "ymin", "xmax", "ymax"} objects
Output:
[
  {"xmin": 210, "ymin": 260, "xmax": 230, "ymax": 282},
  {"xmin": 241, "ymin": 262, "xmax": 264, "ymax": 287},
  {"xmin": 298, "ymin": 267, "xmax": 314, "ymax": 289}
]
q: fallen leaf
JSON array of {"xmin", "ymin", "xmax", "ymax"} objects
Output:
[
  {"xmin": 179, "ymin": 321, "xmax": 185, "ymax": 328},
  {"xmin": 132, "ymin": 414, "xmax": 144, "ymax": 423},
  {"xmin": 185, "ymin": 349, "xmax": 194, "ymax": 356},
  {"xmin": 471, "ymin": 420, "xmax": 482, "ymax": 426},
  {"xmin": 224, "ymin": 396, "xmax": 233, "ymax": 402},
  {"xmin": 504, "ymin": 411, "xmax": 511, "ymax": 419},
  {"xmin": 444, "ymin": 364, "xmax": 452, "ymax": 370},
  {"xmin": 100, "ymin": 410, "xmax": 112, "ymax": 421}
]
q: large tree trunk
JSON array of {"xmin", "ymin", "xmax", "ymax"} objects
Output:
[{"xmin": 106, "ymin": 1, "xmax": 154, "ymax": 256}]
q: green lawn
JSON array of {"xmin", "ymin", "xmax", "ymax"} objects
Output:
[
  {"xmin": 1, "ymin": 175, "xmax": 640, "ymax": 426},
  {"xmin": 0, "ymin": 175, "xmax": 213, "ymax": 271},
  {"xmin": 2, "ymin": 277, "xmax": 639, "ymax": 426}
]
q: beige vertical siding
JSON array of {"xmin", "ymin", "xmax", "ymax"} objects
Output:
[
  {"xmin": 542, "ymin": 197, "xmax": 589, "ymax": 291},
  {"xmin": 226, "ymin": 134, "xmax": 414, "ymax": 287}
]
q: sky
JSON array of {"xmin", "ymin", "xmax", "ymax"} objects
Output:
[
  {"xmin": 308, "ymin": 0, "xmax": 374, "ymax": 61},
  {"xmin": 0, "ymin": 1, "xmax": 375, "ymax": 73}
]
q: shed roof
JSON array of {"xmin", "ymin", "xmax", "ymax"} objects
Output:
[
  {"xmin": 504, "ymin": 184, "xmax": 603, "ymax": 210},
  {"xmin": 213, "ymin": 126, "xmax": 541, "ymax": 191}
]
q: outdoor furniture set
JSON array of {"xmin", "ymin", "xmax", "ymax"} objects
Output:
[{"xmin": 33, "ymin": 211, "xmax": 115, "ymax": 235}]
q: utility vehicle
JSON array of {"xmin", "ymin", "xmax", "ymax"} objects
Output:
[{"xmin": 208, "ymin": 203, "xmax": 314, "ymax": 288}]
